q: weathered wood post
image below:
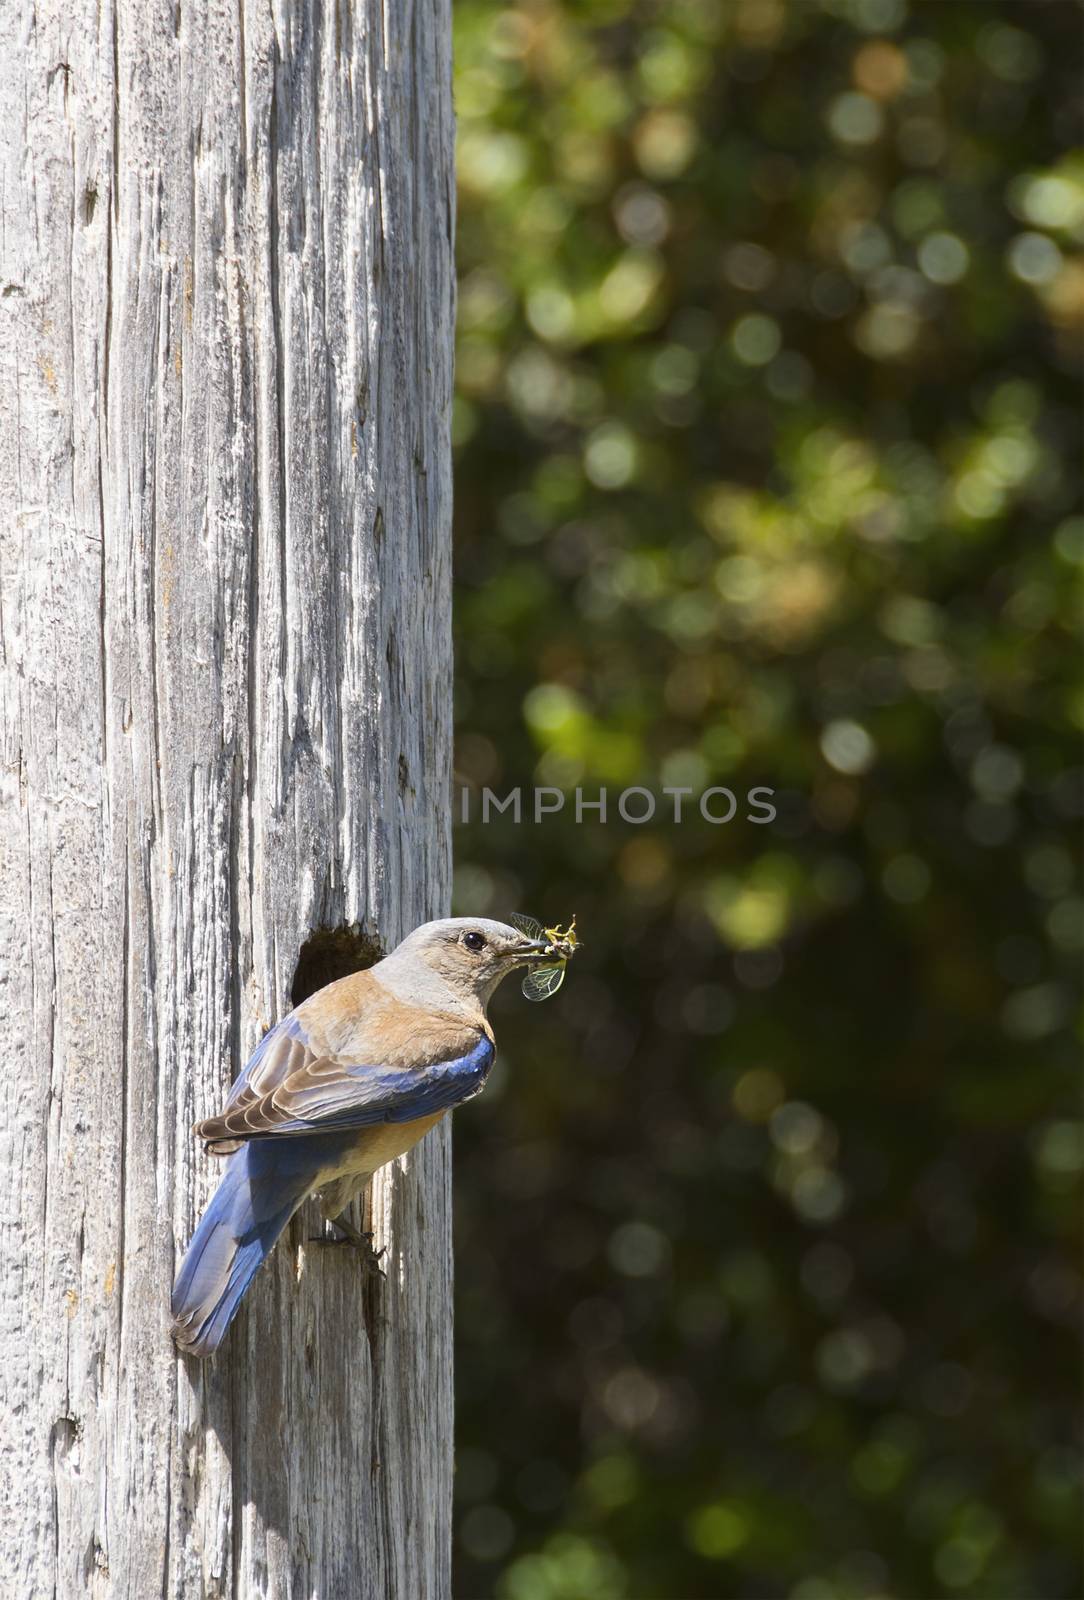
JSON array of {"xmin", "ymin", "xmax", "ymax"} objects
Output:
[{"xmin": 0, "ymin": 2, "xmax": 455, "ymax": 1594}]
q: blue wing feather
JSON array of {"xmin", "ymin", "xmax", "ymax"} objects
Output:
[
  {"xmin": 251, "ymin": 1035, "xmax": 496, "ymax": 1135},
  {"xmin": 200, "ymin": 1032, "xmax": 496, "ymax": 1145},
  {"xmin": 224, "ymin": 1013, "xmax": 309, "ymax": 1109}
]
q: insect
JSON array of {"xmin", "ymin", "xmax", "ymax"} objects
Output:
[{"xmin": 510, "ymin": 913, "xmax": 579, "ymax": 1002}]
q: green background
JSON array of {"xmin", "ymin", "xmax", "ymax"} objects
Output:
[{"xmin": 448, "ymin": 3, "xmax": 1082, "ymax": 1596}]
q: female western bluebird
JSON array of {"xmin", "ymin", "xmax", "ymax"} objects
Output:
[{"xmin": 170, "ymin": 917, "xmax": 560, "ymax": 1357}]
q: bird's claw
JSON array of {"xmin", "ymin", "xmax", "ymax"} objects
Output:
[
  {"xmin": 309, "ymin": 1219, "xmax": 387, "ymax": 1278},
  {"xmin": 356, "ymin": 1237, "xmax": 387, "ymax": 1279}
]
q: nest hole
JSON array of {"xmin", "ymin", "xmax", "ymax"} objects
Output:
[{"xmin": 290, "ymin": 926, "xmax": 385, "ymax": 1006}]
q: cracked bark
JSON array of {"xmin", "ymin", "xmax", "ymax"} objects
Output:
[{"xmin": 0, "ymin": 1, "xmax": 456, "ymax": 1595}]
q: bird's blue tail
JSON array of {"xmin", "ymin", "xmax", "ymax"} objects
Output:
[{"xmin": 171, "ymin": 1141, "xmax": 318, "ymax": 1358}]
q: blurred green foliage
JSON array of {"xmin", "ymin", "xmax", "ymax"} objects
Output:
[{"xmin": 448, "ymin": 2, "xmax": 1083, "ymax": 1597}]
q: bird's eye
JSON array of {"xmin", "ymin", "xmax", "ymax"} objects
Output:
[{"xmin": 463, "ymin": 930, "xmax": 486, "ymax": 952}]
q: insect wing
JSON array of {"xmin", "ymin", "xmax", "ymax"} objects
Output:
[
  {"xmin": 510, "ymin": 912, "xmax": 545, "ymax": 941},
  {"xmin": 521, "ymin": 962, "xmax": 567, "ymax": 1002}
]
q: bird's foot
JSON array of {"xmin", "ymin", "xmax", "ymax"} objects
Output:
[{"xmin": 310, "ymin": 1217, "xmax": 386, "ymax": 1278}]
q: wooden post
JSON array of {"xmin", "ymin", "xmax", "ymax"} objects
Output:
[{"xmin": 0, "ymin": 1, "xmax": 455, "ymax": 1594}]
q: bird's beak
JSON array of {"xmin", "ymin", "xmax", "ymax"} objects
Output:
[{"xmin": 508, "ymin": 938, "xmax": 552, "ymax": 965}]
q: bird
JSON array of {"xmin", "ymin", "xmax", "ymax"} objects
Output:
[{"xmin": 170, "ymin": 916, "xmax": 561, "ymax": 1358}]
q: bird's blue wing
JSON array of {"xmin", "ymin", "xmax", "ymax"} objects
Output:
[
  {"xmin": 224, "ymin": 1012, "xmax": 311, "ymax": 1110},
  {"xmin": 198, "ymin": 1033, "xmax": 495, "ymax": 1147}
]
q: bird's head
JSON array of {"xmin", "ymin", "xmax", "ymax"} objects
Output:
[{"xmin": 381, "ymin": 916, "xmax": 558, "ymax": 1008}]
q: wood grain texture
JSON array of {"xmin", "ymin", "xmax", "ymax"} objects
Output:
[{"xmin": 0, "ymin": 1, "xmax": 455, "ymax": 1594}]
